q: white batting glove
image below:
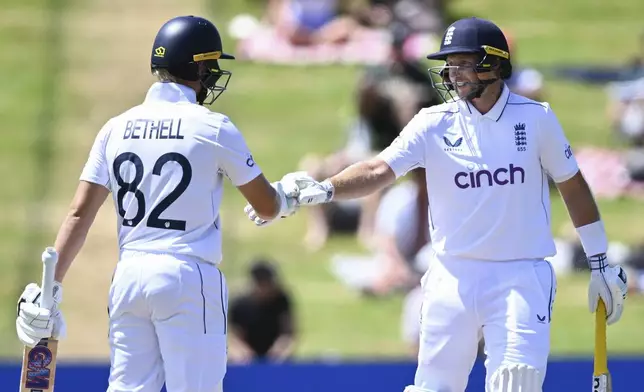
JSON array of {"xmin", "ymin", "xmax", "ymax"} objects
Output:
[
  {"xmin": 280, "ymin": 171, "xmax": 335, "ymax": 206},
  {"xmin": 587, "ymin": 254, "xmax": 627, "ymax": 325},
  {"xmin": 279, "ymin": 171, "xmax": 335, "ymax": 206},
  {"xmin": 16, "ymin": 282, "xmax": 66, "ymax": 347},
  {"xmin": 297, "ymin": 180, "xmax": 334, "ymax": 205},
  {"xmin": 244, "ymin": 179, "xmax": 300, "ymax": 227}
]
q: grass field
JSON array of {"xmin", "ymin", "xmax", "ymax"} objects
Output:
[{"xmin": 1, "ymin": 0, "xmax": 643, "ymax": 359}]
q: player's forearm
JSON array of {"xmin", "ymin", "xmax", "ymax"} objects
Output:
[
  {"xmin": 257, "ymin": 187, "xmax": 281, "ymax": 221},
  {"xmin": 53, "ymin": 211, "xmax": 94, "ymax": 283},
  {"xmin": 556, "ymin": 171, "xmax": 601, "ymax": 227},
  {"xmin": 556, "ymin": 171, "xmax": 607, "ymax": 257},
  {"xmin": 328, "ymin": 158, "xmax": 395, "ymax": 201}
]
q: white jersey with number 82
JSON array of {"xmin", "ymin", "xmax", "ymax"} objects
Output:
[{"xmin": 80, "ymin": 82, "xmax": 261, "ymax": 265}]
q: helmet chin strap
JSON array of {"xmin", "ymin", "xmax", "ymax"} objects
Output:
[{"xmin": 196, "ymin": 85, "xmax": 208, "ymax": 105}]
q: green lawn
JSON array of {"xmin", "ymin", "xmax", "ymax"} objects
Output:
[{"xmin": 1, "ymin": 0, "xmax": 643, "ymax": 359}]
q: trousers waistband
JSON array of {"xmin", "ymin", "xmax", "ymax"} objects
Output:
[{"xmin": 119, "ymin": 249, "xmax": 219, "ymax": 267}]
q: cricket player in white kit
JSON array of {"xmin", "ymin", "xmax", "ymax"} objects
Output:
[
  {"xmin": 15, "ymin": 16, "xmax": 298, "ymax": 392},
  {"xmin": 245, "ymin": 17, "xmax": 629, "ymax": 392}
]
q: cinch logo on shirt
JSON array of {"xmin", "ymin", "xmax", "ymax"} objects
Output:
[{"xmin": 454, "ymin": 164, "xmax": 526, "ymax": 189}]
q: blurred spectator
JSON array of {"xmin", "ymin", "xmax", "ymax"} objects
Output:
[
  {"xmin": 299, "ymin": 24, "xmax": 442, "ymax": 250},
  {"xmin": 356, "ymin": 0, "xmax": 446, "ymax": 35},
  {"xmin": 263, "ymin": 0, "xmax": 446, "ymax": 47},
  {"xmin": 364, "ymin": 168, "xmax": 428, "ymax": 296},
  {"xmin": 607, "ymin": 76, "xmax": 644, "ymax": 147},
  {"xmin": 329, "ymin": 169, "xmax": 430, "ymax": 296},
  {"xmin": 504, "ymin": 30, "xmax": 545, "ymax": 101},
  {"xmin": 621, "ymin": 244, "xmax": 644, "ymax": 295},
  {"xmin": 265, "ymin": 0, "xmax": 362, "ymax": 46},
  {"xmin": 228, "ymin": 259, "xmax": 296, "ymax": 363}
]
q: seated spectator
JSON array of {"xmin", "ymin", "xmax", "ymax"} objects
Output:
[
  {"xmin": 266, "ymin": 0, "xmax": 362, "ymax": 46},
  {"xmin": 621, "ymin": 243, "xmax": 644, "ymax": 295},
  {"xmin": 299, "ymin": 26, "xmax": 441, "ymax": 250},
  {"xmin": 365, "ymin": 168, "xmax": 429, "ymax": 296},
  {"xmin": 228, "ymin": 259, "xmax": 296, "ymax": 363},
  {"xmin": 606, "ymin": 76, "xmax": 644, "ymax": 146},
  {"xmin": 328, "ymin": 169, "xmax": 430, "ymax": 296},
  {"xmin": 360, "ymin": 0, "xmax": 447, "ymax": 36}
]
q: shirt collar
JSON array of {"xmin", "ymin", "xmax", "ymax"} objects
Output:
[
  {"xmin": 144, "ymin": 82, "xmax": 197, "ymax": 104},
  {"xmin": 458, "ymin": 82, "xmax": 511, "ymax": 122}
]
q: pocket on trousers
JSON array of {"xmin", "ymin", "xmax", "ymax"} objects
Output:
[{"xmin": 531, "ymin": 260, "xmax": 557, "ymax": 323}]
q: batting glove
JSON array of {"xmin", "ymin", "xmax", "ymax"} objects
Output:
[
  {"xmin": 245, "ymin": 178, "xmax": 300, "ymax": 227},
  {"xmin": 16, "ymin": 282, "xmax": 67, "ymax": 347},
  {"xmin": 587, "ymin": 254, "xmax": 627, "ymax": 325},
  {"xmin": 280, "ymin": 171, "xmax": 334, "ymax": 207},
  {"xmin": 279, "ymin": 171, "xmax": 335, "ymax": 206}
]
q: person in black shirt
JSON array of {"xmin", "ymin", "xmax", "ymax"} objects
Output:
[{"xmin": 228, "ymin": 259, "xmax": 296, "ymax": 363}]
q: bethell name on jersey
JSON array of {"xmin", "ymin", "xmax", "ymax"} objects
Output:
[{"xmin": 123, "ymin": 118, "xmax": 185, "ymax": 140}]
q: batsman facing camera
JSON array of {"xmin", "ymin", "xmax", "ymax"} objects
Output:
[{"xmin": 244, "ymin": 16, "xmax": 628, "ymax": 392}]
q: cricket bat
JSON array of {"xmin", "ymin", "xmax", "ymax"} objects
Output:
[
  {"xmin": 593, "ymin": 299, "xmax": 612, "ymax": 392},
  {"xmin": 19, "ymin": 247, "xmax": 59, "ymax": 392}
]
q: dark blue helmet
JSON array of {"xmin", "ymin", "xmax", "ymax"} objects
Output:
[
  {"xmin": 151, "ymin": 15, "xmax": 234, "ymax": 105},
  {"xmin": 427, "ymin": 17, "xmax": 512, "ymax": 102}
]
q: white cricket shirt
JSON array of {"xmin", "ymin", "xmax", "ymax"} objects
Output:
[
  {"xmin": 80, "ymin": 82, "xmax": 262, "ymax": 265},
  {"xmin": 378, "ymin": 84, "xmax": 579, "ymax": 261}
]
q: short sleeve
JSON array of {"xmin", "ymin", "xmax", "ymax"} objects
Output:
[
  {"xmin": 79, "ymin": 121, "xmax": 112, "ymax": 190},
  {"xmin": 377, "ymin": 113, "xmax": 427, "ymax": 178},
  {"xmin": 216, "ymin": 117, "xmax": 263, "ymax": 186},
  {"xmin": 538, "ymin": 104, "xmax": 579, "ymax": 183}
]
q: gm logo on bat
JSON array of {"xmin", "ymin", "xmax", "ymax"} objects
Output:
[{"xmin": 25, "ymin": 345, "xmax": 53, "ymax": 389}]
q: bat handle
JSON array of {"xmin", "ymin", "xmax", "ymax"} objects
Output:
[
  {"xmin": 40, "ymin": 247, "xmax": 58, "ymax": 310},
  {"xmin": 594, "ymin": 298, "xmax": 608, "ymax": 375}
]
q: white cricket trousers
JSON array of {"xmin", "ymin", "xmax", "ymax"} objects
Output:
[
  {"xmin": 107, "ymin": 252, "xmax": 228, "ymax": 392},
  {"xmin": 414, "ymin": 255, "xmax": 556, "ymax": 392}
]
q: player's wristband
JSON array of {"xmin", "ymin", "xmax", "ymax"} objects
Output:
[
  {"xmin": 321, "ymin": 179, "xmax": 335, "ymax": 203},
  {"xmin": 576, "ymin": 220, "xmax": 608, "ymax": 258}
]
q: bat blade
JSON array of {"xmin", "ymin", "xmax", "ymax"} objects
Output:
[
  {"xmin": 593, "ymin": 299, "xmax": 612, "ymax": 392},
  {"xmin": 19, "ymin": 338, "xmax": 58, "ymax": 392}
]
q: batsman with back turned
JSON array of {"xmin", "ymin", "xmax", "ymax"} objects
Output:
[
  {"xmin": 244, "ymin": 17, "xmax": 629, "ymax": 392},
  {"xmin": 15, "ymin": 15, "xmax": 298, "ymax": 392}
]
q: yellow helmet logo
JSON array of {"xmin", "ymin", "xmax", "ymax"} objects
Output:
[
  {"xmin": 154, "ymin": 46, "xmax": 166, "ymax": 58},
  {"xmin": 193, "ymin": 51, "xmax": 221, "ymax": 61}
]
